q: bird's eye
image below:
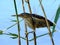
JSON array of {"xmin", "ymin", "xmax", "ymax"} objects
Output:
[{"xmin": 23, "ymin": 14, "xmax": 24, "ymax": 15}]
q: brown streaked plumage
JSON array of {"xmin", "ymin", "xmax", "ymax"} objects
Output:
[{"xmin": 12, "ymin": 13, "xmax": 53, "ymax": 29}]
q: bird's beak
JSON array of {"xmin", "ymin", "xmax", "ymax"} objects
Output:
[{"xmin": 12, "ymin": 15, "xmax": 22, "ymax": 17}]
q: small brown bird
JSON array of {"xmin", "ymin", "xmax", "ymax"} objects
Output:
[
  {"xmin": 12, "ymin": 13, "xmax": 53, "ymax": 29},
  {"xmin": 12, "ymin": 13, "xmax": 54, "ymax": 45}
]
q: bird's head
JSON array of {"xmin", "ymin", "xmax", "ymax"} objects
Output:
[{"xmin": 12, "ymin": 13, "xmax": 31, "ymax": 18}]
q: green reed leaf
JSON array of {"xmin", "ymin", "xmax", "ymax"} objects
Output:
[
  {"xmin": 10, "ymin": 36, "xmax": 18, "ymax": 39},
  {"xmin": 0, "ymin": 30, "xmax": 3, "ymax": 35},
  {"xmin": 52, "ymin": 6, "xmax": 60, "ymax": 33},
  {"xmin": 7, "ymin": 19, "xmax": 23, "ymax": 30},
  {"xmin": 7, "ymin": 33, "xmax": 18, "ymax": 37},
  {"xmin": 7, "ymin": 23, "xmax": 17, "ymax": 30},
  {"xmin": 29, "ymin": 30, "xmax": 56, "ymax": 41},
  {"xmin": 11, "ymin": 20, "xmax": 17, "ymax": 22}
]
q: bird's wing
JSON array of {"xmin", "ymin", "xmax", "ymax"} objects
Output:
[
  {"xmin": 32, "ymin": 17, "xmax": 47, "ymax": 28},
  {"xmin": 32, "ymin": 15, "xmax": 53, "ymax": 28}
]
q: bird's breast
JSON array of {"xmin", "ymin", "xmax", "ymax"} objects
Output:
[{"xmin": 25, "ymin": 18, "xmax": 35, "ymax": 29}]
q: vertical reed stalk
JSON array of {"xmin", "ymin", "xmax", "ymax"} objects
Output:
[
  {"xmin": 25, "ymin": 23, "xmax": 29, "ymax": 45},
  {"xmin": 22, "ymin": 0, "xmax": 29, "ymax": 45},
  {"xmin": 33, "ymin": 30, "xmax": 37, "ymax": 45},
  {"xmin": 13, "ymin": 0, "xmax": 21, "ymax": 45},
  {"xmin": 39, "ymin": 0, "xmax": 54, "ymax": 45},
  {"xmin": 26, "ymin": 0, "xmax": 37, "ymax": 45},
  {"xmin": 22, "ymin": 0, "xmax": 25, "ymax": 12},
  {"xmin": 26, "ymin": 0, "xmax": 32, "ymax": 13}
]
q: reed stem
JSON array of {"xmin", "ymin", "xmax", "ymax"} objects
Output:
[
  {"xmin": 39, "ymin": 0, "xmax": 54, "ymax": 45},
  {"xmin": 26, "ymin": 0, "xmax": 37, "ymax": 45},
  {"xmin": 22, "ymin": 0, "xmax": 29, "ymax": 45},
  {"xmin": 13, "ymin": 0, "xmax": 21, "ymax": 45},
  {"xmin": 26, "ymin": 0, "xmax": 32, "ymax": 13}
]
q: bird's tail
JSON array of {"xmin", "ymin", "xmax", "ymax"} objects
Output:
[{"xmin": 48, "ymin": 20, "xmax": 54, "ymax": 26}]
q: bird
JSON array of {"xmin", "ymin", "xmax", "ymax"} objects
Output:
[
  {"xmin": 12, "ymin": 13, "xmax": 54, "ymax": 45},
  {"xmin": 12, "ymin": 13, "xmax": 53, "ymax": 29}
]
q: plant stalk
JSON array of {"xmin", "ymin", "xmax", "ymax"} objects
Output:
[
  {"xmin": 22, "ymin": 0, "xmax": 29, "ymax": 45},
  {"xmin": 33, "ymin": 30, "xmax": 37, "ymax": 45},
  {"xmin": 26, "ymin": 0, "xmax": 32, "ymax": 14},
  {"xmin": 26, "ymin": 0, "xmax": 37, "ymax": 45},
  {"xmin": 14, "ymin": 0, "xmax": 21, "ymax": 45},
  {"xmin": 39, "ymin": 0, "xmax": 54, "ymax": 45},
  {"xmin": 25, "ymin": 23, "xmax": 29, "ymax": 45}
]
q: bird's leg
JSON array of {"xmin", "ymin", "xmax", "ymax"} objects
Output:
[
  {"xmin": 31, "ymin": 17, "xmax": 37, "ymax": 45},
  {"xmin": 33, "ymin": 29, "xmax": 37, "ymax": 45}
]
